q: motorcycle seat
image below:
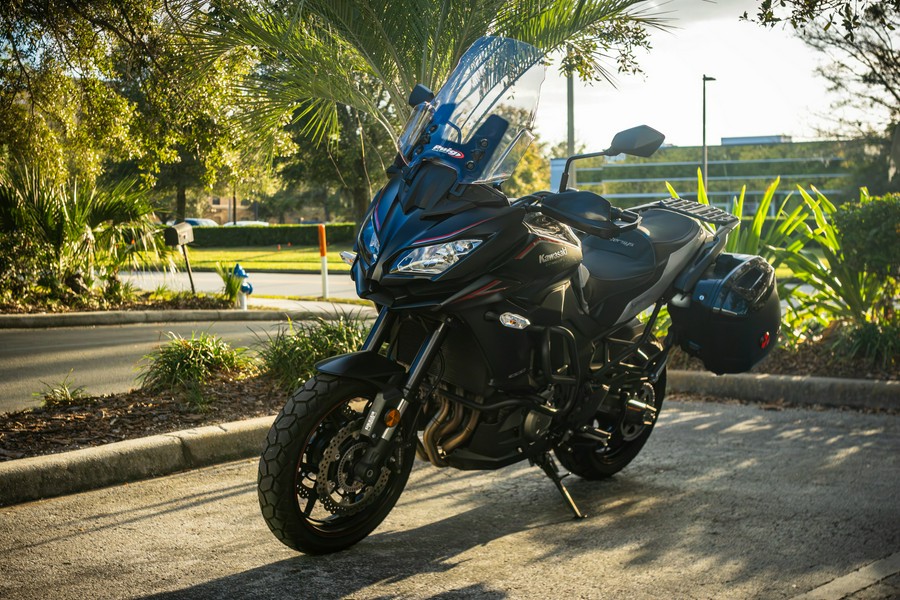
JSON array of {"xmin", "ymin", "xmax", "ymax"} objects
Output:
[{"xmin": 580, "ymin": 209, "xmax": 702, "ymax": 319}]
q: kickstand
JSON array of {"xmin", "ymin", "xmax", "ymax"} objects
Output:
[{"xmin": 534, "ymin": 453, "xmax": 586, "ymax": 519}]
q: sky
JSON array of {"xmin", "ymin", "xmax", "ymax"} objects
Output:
[{"xmin": 532, "ymin": 0, "xmax": 840, "ymax": 150}]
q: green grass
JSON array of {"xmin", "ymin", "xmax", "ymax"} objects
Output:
[
  {"xmin": 176, "ymin": 245, "xmax": 354, "ymax": 272},
  {"xmin": 36, "ymin": 370, "xmax": 88, "ymax": 408}
]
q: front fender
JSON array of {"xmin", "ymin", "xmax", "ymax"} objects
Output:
[{"xmin": 315, "ymin": 351, "xmax": 406, "ymax": 390}]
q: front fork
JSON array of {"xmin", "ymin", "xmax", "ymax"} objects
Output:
[{"xmin": 353, "ymin": 310, "xmax": 450, "ymax": 484}]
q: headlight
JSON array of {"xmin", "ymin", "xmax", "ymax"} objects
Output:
[
  {"xmin": 391, "ymin": 239, "xmax": 482, "ymax": 275},
  {"xmin": 359, "ymin": 217, "xmax": 380, "ymax": 261}
]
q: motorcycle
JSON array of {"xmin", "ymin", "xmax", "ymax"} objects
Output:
[{"xmin": 257, "ymin": 36, "xmax": 781, "ymax": 554}]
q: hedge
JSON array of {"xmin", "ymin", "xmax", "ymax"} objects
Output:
[{"xmin": 190, "ymin": 223, "xmax": 357, "ymax": 247}]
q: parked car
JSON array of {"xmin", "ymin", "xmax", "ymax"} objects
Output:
[
  {"xmin": 165, "ymin": 218, "xmax": 219, "ymax": 227},
  {"xmin": 223, "ymin": 220, "xmax": 270, "ymax": 227}
]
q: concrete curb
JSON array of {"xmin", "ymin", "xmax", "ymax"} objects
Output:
[
  {"xmin": 1, "ymin": 372, "xmax": 896, "ymax": 507},
  {"xmin": 667, "ymin": 371, "xmax": 899, "ymax": 411},
  {"xmin": 0, "ymin": 308, "xmax": 376, "ymax": 329},
  {"xmin": 0, "ymin": 415, "xmax": 274, "ymax": 507}
]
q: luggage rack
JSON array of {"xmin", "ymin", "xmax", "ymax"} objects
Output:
[{"xmin": 635, "ymin": 197, "xmax": 738, "ymax": 227}]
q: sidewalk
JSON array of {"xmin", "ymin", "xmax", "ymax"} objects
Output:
[{"xmin": 0, "ymin": 301, "xmax": 897, "ymax": 507}]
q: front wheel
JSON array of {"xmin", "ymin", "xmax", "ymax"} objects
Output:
[{"xmin": 257, "ymin": 374, "xmax": 415, "ymax": 554}]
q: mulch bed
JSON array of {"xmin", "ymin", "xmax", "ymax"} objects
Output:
[
  {"xmin": 0, "ymin": 291, "xmax": 232, "ymax": 314},
  {"xmin": 669, "ymin": 341, "xmax": 898, "ymax": 381},
  {"xmin": 0, "ymin": 375, "xmax": 288, "ymax": 462}
]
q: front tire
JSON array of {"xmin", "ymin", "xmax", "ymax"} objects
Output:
[{"xmin": 257, "ymin": 374, "xmax": 415, "ymax": 554}]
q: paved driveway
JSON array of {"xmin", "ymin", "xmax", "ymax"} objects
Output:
[{"xmin": 1, "ymin": 399, "xmax": 898, "ymax": 599}]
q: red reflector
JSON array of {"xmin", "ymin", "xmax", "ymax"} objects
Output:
[{"xmin": 759, "ymin": 332, "xmax": 771, "ymax": 349}]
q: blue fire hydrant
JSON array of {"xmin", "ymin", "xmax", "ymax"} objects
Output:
[{"xmin": 233, "ymin": 263, "xmax": 253, "ymax": 310}]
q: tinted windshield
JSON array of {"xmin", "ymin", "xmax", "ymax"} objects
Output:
[{"xmin": 398, "ymin": 37, "xmax": 545, "ymax": 185}]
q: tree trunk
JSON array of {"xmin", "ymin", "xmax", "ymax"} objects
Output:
[
  {"xmin": 351, "ymin": 185, "xmax": 370, "ymax": 222},
  {"xmin": 176, "ymin": 183, "xmax": 187, "ymax": 221}
]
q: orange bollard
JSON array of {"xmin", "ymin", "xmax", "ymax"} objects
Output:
[{"xmin": 318, "ymin": 224, "xmax": 328, "ymax": 298}]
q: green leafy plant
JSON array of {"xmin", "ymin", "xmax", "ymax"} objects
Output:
[
  {"xmin": 36, "ymin": 370, "xmax": 87, "ymax": 408},
  {"xmin": 256, "ymin": 314, "xmax": 369, "ymax": 391},
  {"xmin": 832, "ymin": 322, "xmax": 900, "ymax": 368},
  {"xmin": 832, "ymin": 190, "xmax": 899, "ymax": 325},
  {"xmin": 139, "ymin": 332, "xmax": 251, "ymax": 399},
  {"xmin": 666, "ymin": 170, "xmax": 812, "ymax": 263},
  {"xmin": 0, "ymin": 163, "xmax": 175, "ymax": 305},
  {"xmin": 215, "ymin": 263, "xmax": 242, "ymax": 304},
  {"xmin": 772, "ymin": 187, "xmax": 887, "ymax": 333}
]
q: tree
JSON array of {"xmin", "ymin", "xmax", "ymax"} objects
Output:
[
  {"xmin": 0, "ymin": 1, "xmax": 280, "ymax": 220},
  {"xmin": 109, "ymin": 7, "xmax": 274, "ymax": 221},
  {"xmin": 192, "ymin": 0, "xmax": 660, "ymax": 219},
  {"xmin": 0, "ymin": 0, "xmax": 153, "ymax": 182},
  {"xmin": 277, "ymin": 103, "xmax": 393, "ymax": 219},
  {"xmin": 803, "ymin": 8, "xmax": 899, "ymax": 130},
  {"xmin": 744, "ymin": 0, "xmax": 899, "ymax": 38},
  {"xmin": 795, "ymin": 6, "xmax": 900, "ymax": 193}
]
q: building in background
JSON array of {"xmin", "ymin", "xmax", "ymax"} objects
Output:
[{"xmin": 551, "ymin": 137, "xmax": 853, "ymax": 214}]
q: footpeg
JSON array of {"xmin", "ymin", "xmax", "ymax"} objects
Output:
[
  {"xmin": 534, "ymin": 453, "xmax": 586, "ymax": 519},
  {"xmin": 577, "ymin": 424, "xmax": 612, "ymax": 444}
]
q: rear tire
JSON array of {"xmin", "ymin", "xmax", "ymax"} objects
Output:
[
  {"xmin": 257, "ymin": 374, "xmax": 415, "ymax": 554},
  {"xmin": 555, "ymin": 339, "xmax": 666, "ymax": 480}
]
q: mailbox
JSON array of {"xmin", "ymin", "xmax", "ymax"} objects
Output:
[{"xmin": 164, "ymin": 222, "xmax": 194, "ymax": 247}]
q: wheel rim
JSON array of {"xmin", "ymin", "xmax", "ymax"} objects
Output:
[
  {"xmin": 292, "ymin": 396, "xmax": 407, "ymax": 536},
  {"xmin": 595, "ymin": 381, "xmax": 658, "ymax": 457}
]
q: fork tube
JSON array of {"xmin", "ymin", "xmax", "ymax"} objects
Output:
[
  {"xmin": 401, "ymin": 318, "xmax": 450, "ymax": 398},
  {"xmin": 362, "ymin": 308, "xmax": 396, "ymax": 352},
  {"xmin": 354, "ymin": 318, "xmax": 450, "ymax": 484}
]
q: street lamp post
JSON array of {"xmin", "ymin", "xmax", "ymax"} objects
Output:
[{"xmin": 702, "ymin": 74, "xmax": 716, "ymax": 193}]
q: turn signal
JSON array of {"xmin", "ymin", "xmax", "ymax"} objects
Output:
[{"xmin": 383, "ymin": 409, "xmax": 401, "ymax": 428}]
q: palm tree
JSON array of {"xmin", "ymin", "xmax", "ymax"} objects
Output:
[
  {"xmin": 0, "ymin": 164, "xmax": 170, "ymax": 302},
  {"xmin": 192, "ymin": 0, "xmax": 660, "ymax": 215}
]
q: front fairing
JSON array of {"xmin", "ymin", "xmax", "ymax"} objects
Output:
[{"xmin": 352, "ymin": 165, "xmax": 529, "ymax": 307}]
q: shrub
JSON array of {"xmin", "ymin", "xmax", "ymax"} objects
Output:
[
  {"xmin": 139, "ymin": 332, "xmax": 251, "ymax": 396},
  {"xmin": 256, "ymin": 314, "xmax": 369, "ymax": 391},
  {"xmin": 190, "ymin": 223, "xmax": 357, "ymax": 247},
  {"xmin": 0, "ymin": 163, "xmax": 174, "ymax": 306},
  {"xmin": 832, "ymin": 191, "xmax": 899, "ymax": 326},
  {"xmin": 833, "ymin": 322, "xmax": 900, "ymax": 368},
  {"xmin": 833, "ymin": 191, "xmax": 900, "ymax": 277}
]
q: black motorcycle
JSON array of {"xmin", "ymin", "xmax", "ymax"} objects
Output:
[{"xmin": 257, "ymin": 36, "xmax": 781, "ymax": 554}]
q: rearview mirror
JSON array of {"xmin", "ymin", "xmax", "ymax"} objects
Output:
[
  {"xmin": 606, "ymin": 125, "xmax": 665, "ymax": 158},
  {"xmin": 557, "ymin": 124, "xmax": 665, "ymax": 192},
  {"xmin": 408, "ymin": 84, "xmax": 435, "ymax": 107}
]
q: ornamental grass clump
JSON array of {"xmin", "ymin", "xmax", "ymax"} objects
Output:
[
  {"xmin": 214, "ymin": 262, "xmax": 242, "ymax": 304},
  {"xmin": 256, "ymin": 314, "xmax": 369, "ymax": 391},
  {"xmin": 140, "ymin": 332, "xmax": 252, "ymax": 406},
  {"xmin": 36, "ymin": 370, "xmax": 88, "ymax": 408}
]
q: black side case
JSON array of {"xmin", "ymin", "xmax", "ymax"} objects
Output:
[{"xmin": 668, "ymin": 253, "xmax": 781, "ymax": 374}]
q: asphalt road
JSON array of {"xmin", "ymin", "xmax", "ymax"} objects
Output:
[
  {"xmin": 0, "ymin": 321, "xmax": 289, "ymax": 414},
  {"xmin": 1, "ymin": 399, "xmax": 898, "ymax": 599}
]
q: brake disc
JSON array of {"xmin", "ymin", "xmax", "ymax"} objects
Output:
[{"xmin": 316, "ymin": 421, "xmax": 391, "ymax": 516}]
